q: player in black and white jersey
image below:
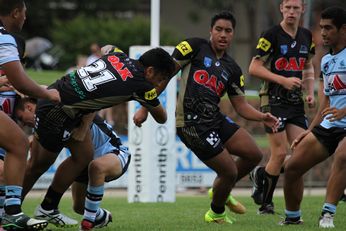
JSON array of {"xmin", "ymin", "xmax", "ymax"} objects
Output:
[
  {"xmin": 25, "ymin": 46, "xmax": 175, "ymax": 229},
  {"xmin": 174, "ymin": 12, "xmax": 280, "ymax": 224},
  {"xmin": 134, "ymin": 11, "xmax": 279, "ymax": 224},
  {"xmin": 0, "ymin": 1, "xmax": 60, "ymax": 230},
  {"xmin": 248, "ymin": 0, "xmax": 315, "ymax": 214}
]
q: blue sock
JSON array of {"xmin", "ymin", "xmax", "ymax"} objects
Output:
[
  {"xmin": 322, "ymin": 203, "xmax": 336, "ymax": 215},
  {"xmin": 83, "ymin": 185, "xmax": 104, "ymax": 223},
  {"xmin": 4, "ymin": 185, "xmax": 22, "ymax": 215},
  {"xmin": 285, "ymin": 209, "xmax": 301, "ymax": 219},
  {"xmin": 0, "ymin": 185, "xmax": 5, "ymax": 218}
]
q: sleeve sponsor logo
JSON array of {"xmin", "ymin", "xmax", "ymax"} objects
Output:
[
  {"xmin": 240, "ymin": 75, "xmax": 245, "ymax": 87},
  {"xmin": 144, "ymin": 88, "xmax": 157, "ymax": 100},
  {"xmin": 256, "ymin": 37, "xmax": 271, "ymax": 52},
  {"xmin": 114, "ymin": 47, "xmax": 124, "ymax": 53},
  {"xmin": 176, "ymin": 41, "xmax": 193, "ymax": 56}
]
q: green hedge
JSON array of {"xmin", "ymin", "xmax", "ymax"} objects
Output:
[{"xmin": 51, "ymin": 15, "xmax": 182, "ymax": 69}]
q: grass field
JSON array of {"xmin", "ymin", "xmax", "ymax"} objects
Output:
[
  {"xmin": 21, "ymin": 194, "xmax": 346, "ymax": 231},
  {"xmin": 27, "ymin": 69, "xmax": 65, "ymax": 86}
]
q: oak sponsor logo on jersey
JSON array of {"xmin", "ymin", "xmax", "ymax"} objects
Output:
[
  {"xmin": 176, "ymin": 41, "xmax": 192, "ymax": 56},
  {"xmin": 193, "ymin": 70, "xmax": 225, "ymax": 96},
  {"xmin": 144, "ymin": 88, "xmax": 157, "ymax": 100},
  {"xmin": 275, "ymin": 57, "xmax": 306, "ymax": 71},
  {"xmin": 256, "ymin": 37, "xmax": 271, "ymax": 52},
  {"xmin": 108, "ymin": 55, "xmax": 133, "ymax": 81}
]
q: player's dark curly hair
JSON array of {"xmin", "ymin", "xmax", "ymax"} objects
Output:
[
  {"xmin": 14, "ymin": 97, "xmax": 37, "ymax": 113},
  {"xmin": 211, "ymin": 11, "xmax": 236, "ymax": 29},
  {"xmin": 0, "ymin": 0, "xmax": 25, "ymax": 16},
  {"xmin": 321, "ymin": 6, "xmax": 346, "ymax": 30},
  {"xmin": 139, "ymin": 47, "xmax": 176, "ymax": 79}
]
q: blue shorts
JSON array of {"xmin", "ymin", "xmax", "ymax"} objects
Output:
[
  {"xmin": 0, "ymin": 148, "xmax": 5, "ymax": 160},
  {"xmin": 74, "ymin": 145, "xmax": 131, "ymax": 184}
]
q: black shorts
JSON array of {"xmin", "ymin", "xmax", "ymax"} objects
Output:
[
  {"xmin": 177, "ymin": 116, "xmax": 240, "ymax": 161},
  {"xmin": 261, "ymin": 104, "xmax": 307, "ymax": 133},
  {"xmin": 312, "ymin": 125, "xmax": 346, "ymax": 155},
  {"xmin": 35, "ymin": 99, "xmax": 82, "ymax": 153}
]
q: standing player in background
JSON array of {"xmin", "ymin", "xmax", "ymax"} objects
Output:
[
  {"xmin": 0, "ymin": 0, "xmax": 60, "ymax": 230},
  {"xmin": 283, "ymin": 6, "xmax": 346, "ymax": 227},
  {"xmin": 248, "ymin": 0, "xmax": 315, "ymax": 214},
  {"xmin": 135, "ymin": 11, "xmax": 279, "ymax": 224}
]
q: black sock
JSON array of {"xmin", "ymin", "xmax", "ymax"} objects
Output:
[
  {"xmin": 257, "ymin": 167, "xmax": 265, "ymax": 181},
  {"xmin": 280, "ymin": 166, "xmax": 285, "ymax": 174},
  {"xmin": 4, "ymin": 205, "xmax": 21, "ymax": 215},
  {"xmin": 211, "ymin": 202, "xmax": 225, "ymax": 214},
  {"xmin": 40, "ymin": 186, "xmax": 63, "ymax": 210},
  {"xmin": 262, "ymin": 171, "xmax": 279, "ymax": 204}
]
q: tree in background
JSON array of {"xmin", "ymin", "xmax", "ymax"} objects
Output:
[{"xmin": 51, "ymin": 15, "xmax": 181, "ymax": 68}]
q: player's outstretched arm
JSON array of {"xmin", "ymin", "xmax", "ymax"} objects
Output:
[
  {"xmin": 133, "ymin": 107, "xmax": 148, "ymax": 127},
  {"xmin": 133, "ymin": 104, "xmax": 166, "ymax": 127},
  {"xmin": 230, "ymin": 95, "xmax": 279, "ymax": 132},
  {"xmin": 2, "ymin": 61, "xmax": 60, "ymax": 102},
  {"xmin": 146, "ymin": 104, "xmax": 167, "ymax": 124}
]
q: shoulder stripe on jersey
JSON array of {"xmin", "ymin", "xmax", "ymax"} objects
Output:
[{"xmin": 0, "ymin": 34, "xmax": 17, "ymax": 47}]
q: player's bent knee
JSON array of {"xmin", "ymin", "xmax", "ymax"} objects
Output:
[
  {"xmin": 8, "ymin": 136, "xmax": 29, "ymax": 156},
  {"xmin": 220, "ymin": 168, "xmax": 238, "ymax": 183},
  {"xmin": 88, "ymin": 160, "xmax": 105, "ymax": 176}
]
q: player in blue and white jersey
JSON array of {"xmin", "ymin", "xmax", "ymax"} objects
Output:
[
  {"xmin": 0, "ymin": 1, "xmax": 60, "ymax": 230},
  {"xmin": 282, "ymin": 6, "xmax": 346, "ymax": 228}
]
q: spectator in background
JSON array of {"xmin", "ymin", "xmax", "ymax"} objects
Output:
[
  {"xmin": 65, "ymin": 55, "xmax": 87, "ymax": 75},
  {"xmin": 86, "ymin": 42, "xmax": 102, "ymax": 65}
]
